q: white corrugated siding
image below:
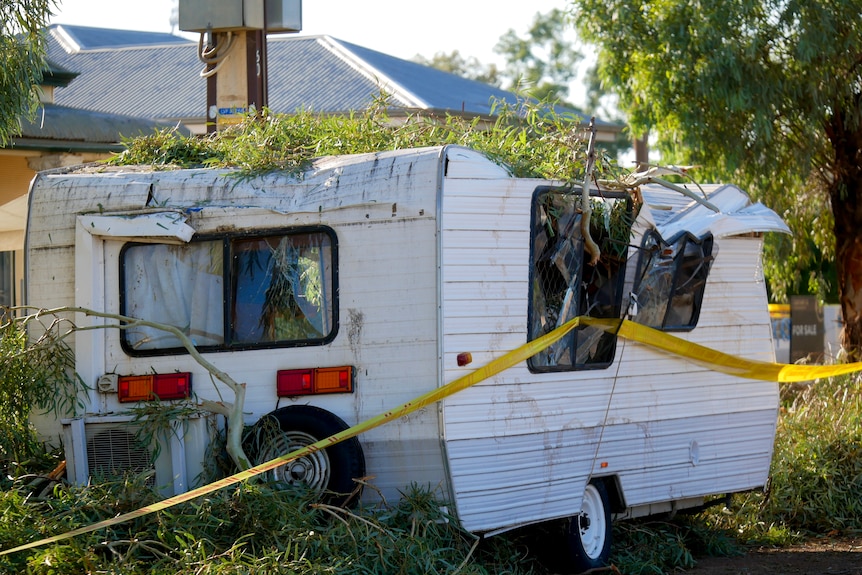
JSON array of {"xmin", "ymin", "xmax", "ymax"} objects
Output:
[
  {"xmin": 27, "ymin": 148, "xmax": 452, "ymax": 501},
  {"xmin": 439, "ymin": 168, "xmax": 779, "ymax": 533}
]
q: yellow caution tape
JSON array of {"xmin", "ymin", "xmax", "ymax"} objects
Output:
[
  {"xmin": 0, "ymin": 316, "xmax": 585, "ymax": 556},
  {"xmin": 583, "ymin": 317, "xmax": 862, "ymax": 382},
  {"xmin": 4, "ymin": 315, "xmax": 862, "ymax": 556}
]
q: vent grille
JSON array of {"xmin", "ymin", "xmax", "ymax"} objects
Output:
[{"xmin": 85, "ymin": 427, "xmax": 154, "ymax": 482}]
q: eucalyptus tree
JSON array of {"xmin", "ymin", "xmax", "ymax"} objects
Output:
[
  {"xmin": 0, "ymin": 0, "xmax": 56, "ymax": 146},
  {"xmin": 412, "ymin": 50, "xmax": 502, "ymax": 87},
  {"xmin": 495, "ymin": 7, "xmax": 583, "ymax": 104},
  {"xmin": 415, "ymin": 9, "xmax": 583, "ymax": 105},
  {"xmin": 570, "ymin": 0, "xmax": 862, "ymax": 357}
]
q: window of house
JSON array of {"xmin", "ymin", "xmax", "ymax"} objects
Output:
[
  {"xmin": 121, "ymin": 228, "xmax": 336, "ymax": 354},
  {"xmin": 632, "ymin": 231, "xmax": 713, "ymax": 330},
  {"xmin": 528, "ymin": 187, "xmax": 631, "ymax": 371},
  {"xmin": 0, "ymin": 251, "xmax": 14, "ymax": 308}
]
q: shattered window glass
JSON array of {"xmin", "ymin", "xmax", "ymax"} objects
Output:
[
  {"xmin": 633, "ymin": 231, "xmax": 713, "ymax": 330},
  {"xmin": 121, "ymin": 229, "xmax": 336, "ymax": 354},
  {"xmin": 528, "ymin": 188, "xmax": 631, "ymax": 371}
]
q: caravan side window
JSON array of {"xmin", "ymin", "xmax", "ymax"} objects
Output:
[
  {"xmin": 121, "ymin": 228, "xmax": 337, "ymax": 354},
  {"xmin": 528, "ymin": 187, "xmax": 631, "ymax": 372},
  {"xmin": 632, "ymin": 231, "xmax": 713, "ymax": 330}
]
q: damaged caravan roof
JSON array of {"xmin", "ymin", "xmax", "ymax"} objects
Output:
[{"xmin": 636, "ymin": 181, "xmax": 790, "ymax": 239}]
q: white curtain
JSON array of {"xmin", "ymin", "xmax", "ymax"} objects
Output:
[{"xmin": 123, "ymin": 242, "xmax": 224, "ymax": 350}]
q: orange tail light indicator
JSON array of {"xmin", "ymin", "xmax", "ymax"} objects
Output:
[
  {"xmin": 117, "ymin": 373, "xmax": 192, "ymax": 403},
  {"xmin": 277, "ymin": 366, "xmax": 353, "ymax": 397}
]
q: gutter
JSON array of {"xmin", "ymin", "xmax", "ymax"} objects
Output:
[{"xmin": 5, "ymin": 138, "xmax": 126, "ymax": 154}]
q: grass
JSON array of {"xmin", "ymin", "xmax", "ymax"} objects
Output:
[
  {"xmin": 3, "ymin": 373, "xmax": 860, "ymax": 574},
  {"xmin": 606, "ymin": 372, "xmax": 862, "ymax": 574},
  {"xmin": 0, "ymin": 479, "xmax": 542, "ymax": 575}
]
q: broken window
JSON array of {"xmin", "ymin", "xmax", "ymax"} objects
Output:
[
  {"xmin": 121, "ymin": 228, "xmax": 336, "ymax": 354},
  {"xmin": 528, "ymin": 187, "xmax": 631, "ymax": 371},
  {"xmin": 632, "ymin": 231, "xmax": 713, "ymax": 330}
]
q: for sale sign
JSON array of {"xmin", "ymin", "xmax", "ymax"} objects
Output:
[{"xmin": 790, "ymin": 295, "xmax": 823, "ymax": 363}]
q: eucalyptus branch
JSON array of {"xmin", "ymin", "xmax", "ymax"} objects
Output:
[
  {"xmin": 9, "ymin": 304, "xmax": 252, "ymax": 471},
  {"xmin": 56, "ymin": 306, "xmax": 240, "ymax": 390},
  {"xmin": 579, "ymin": 118, "xmax": 601, "ymax": 266}
]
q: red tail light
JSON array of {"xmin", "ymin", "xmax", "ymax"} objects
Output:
[
  {"xmin": 118, "ymin": 373, "xmax": 192, "ymax": 402},
  {"xmin": 277, "ymin": 366, "xmax": 353, "ymax": 396}
]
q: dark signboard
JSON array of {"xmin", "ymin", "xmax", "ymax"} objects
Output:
[{"xmin": 790, "ymin": 295, "xmax": 823, "ymax": 363}]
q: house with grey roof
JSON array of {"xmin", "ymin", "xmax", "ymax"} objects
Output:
[
  {"xmin": 0, "ymin": 24, "xmax": 618, "ymax": 308},
  {"xmin": 0, "ymin": 58, "xmax": 184, "ymax": 307},
  {"xmin": 45, "ymin": 24, "xmax": 621, "ymax": 140}
]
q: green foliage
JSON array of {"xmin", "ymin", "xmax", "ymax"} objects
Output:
[
  {"xmin": 412, "ymin": 50, "xmax": 502, "ymax": 87},
  {"xmin": 570, "ymin": 0, "xmax": 862, "ymax": 306},
  {"xmin": 0, "ymin": 0, "xmax": 56, "ymax": 146},
  {"xmin": 494, "ymin": 8, "xmax": 583, "ymax": 105},
  {"xmin": 762, "ymin": 375, "xmax": 862, "ymax": 533},
  {"xmin": 111, "ymin": 95, "xmax": 610, "ymax": 185},
  {"xmin": 3, "ymin": 375, "xmax": 862, "ymax": 573},
  {"xmin": 0, "ymin": 310, "xmax": 83, "ymax": 475},
  {"xmin": 611, "ymin": 518, "xmax": 739, "ymax": 575},
  {"xmin": 0, "ymin": 481, "xmax": 541, "ymax": 575}
]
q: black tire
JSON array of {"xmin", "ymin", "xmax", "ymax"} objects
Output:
[
  {"xmin": 245, "ymin": 405, "xmax": 365, "ymax": 506},
  {"xmin": 564, "ymin": 479, "xmax": 612, "ymax": 573}
]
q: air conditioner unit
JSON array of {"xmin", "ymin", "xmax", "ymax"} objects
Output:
[{"xmin": 62, "ymin": 413, "xmax": 212, "ymax": 496}]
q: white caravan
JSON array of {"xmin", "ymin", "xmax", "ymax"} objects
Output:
[{"xmin": 25, "ymin": 146, "xmax": 789, "ymax": 571}]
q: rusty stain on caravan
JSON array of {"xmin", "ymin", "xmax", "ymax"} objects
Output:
[{"xmin": 347, "ymin": 308, "xmax": 364, "ymax": 358}]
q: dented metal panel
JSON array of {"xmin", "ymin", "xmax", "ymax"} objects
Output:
[
  {"xmin": 438, "ymin": 169, "xmax": 781, "ymax": 533},
  {"xmin": 26, "ymin": 145, "xmax": 784, "ymax": 539}
]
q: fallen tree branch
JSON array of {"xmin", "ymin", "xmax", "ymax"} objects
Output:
[{"xmin": 9, "ymin": 305, "xmax": 252, "ymax": 471}]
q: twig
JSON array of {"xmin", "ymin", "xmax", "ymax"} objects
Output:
[
  {"xmin": 451, "ymin": 536, "xmax": 481, "ymax": 575},
  {"xmin": 580, "ymin": 118, "xmax": 601, "ymax": 266},
  {"xmin": 311, "ymin": 502, "xmax": 391, "ymax": 537},
  {"xmin": 7, "ymin": 305, "xmax": 252, "ymax": 471}
]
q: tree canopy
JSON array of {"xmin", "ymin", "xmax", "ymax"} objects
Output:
[
  {"xmin": 415, "ymin": 9, "xmax": 583, "ymax": 106},
  {"xmin": 0, "ymin": 0, "xmax": 56, "ymax": 146},
  {"xmin": 494, "ymin": 8, "xmax": 583, "ymax": 103},
  {"xmin": 412, "ymin": 50, "xmax": 502, "ymax": 87},
  {"xmin": 570, "ymin": 0, "xmax": 862, "ymax": 356}
]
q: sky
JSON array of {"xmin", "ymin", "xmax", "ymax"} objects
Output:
[{"xmin": 49, "ymin": 0, "xmax": 572, "ymax": 69}]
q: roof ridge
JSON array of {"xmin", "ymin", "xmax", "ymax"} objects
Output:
[
  {"xmin": 48, "ymin": 24, "xmax": 194, "ymax": 53},
  {"xmin": 314, "ymin": 35, "xmax": 428, "ymax": 109},
  {"xmin": 50, "ymin": 24, "xmax": 82, "ymax": 54}
]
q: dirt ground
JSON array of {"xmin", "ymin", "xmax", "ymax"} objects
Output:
[{"xmin": 682, "ymin": 538, "xmax": 862, "ymax": 575}]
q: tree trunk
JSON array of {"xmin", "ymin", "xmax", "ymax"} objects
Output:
[
  {"xmin": 829, "ymin": 103, "xmax": 862, "ymax": 361},
  {"xmin": 836, "ymin": 228, "xmax": 862, "ymax": 361}
]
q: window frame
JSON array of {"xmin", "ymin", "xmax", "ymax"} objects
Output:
[
  {"xmin": 119, "ymin": 226, "xmax": 339, "ymax": 356},
  {"xmin": 526, "ymin": 185, "xmax": 632, "ymax": 373},
  {"xmin": 0, "ymin": 251, "xmax": 14, "ymax": 308},
  {"xmin": 632, "ymin": 230, "xmax": 714, "ymax": 331}
]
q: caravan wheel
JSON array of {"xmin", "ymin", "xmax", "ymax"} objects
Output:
[
  {"xmin": 565, "ymin": 479, "xmax": 612, "ymax": 572},
  {"xmin": 246, "ymin": 405, "xmax": 365, "ymax": 506}
]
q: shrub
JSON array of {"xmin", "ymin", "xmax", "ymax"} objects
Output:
[
  {"xmin": 0, "ymin": 480, "xmax": 541, "ymax": 575},
  {"xmin": 0, "ymin": 310, "xmax": 82, "ymax": 476}
]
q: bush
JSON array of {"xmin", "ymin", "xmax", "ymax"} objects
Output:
[
  {"xmin": 110, "ymin": 95, "xmax": 619, "ymax": 184},
  {"xmin": 760, "ymin": 375, "xmax": 862, "ymax": 533},
  {"xmin": 0, "ymin": 479, "xmax": 541, "ymax": 575},
  {"xmin": 0, "ymin": 311, "xmax": 81, "ymax": 476}
]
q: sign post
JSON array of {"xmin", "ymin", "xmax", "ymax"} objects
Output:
[
  {"xmin": 178, "ymin": 0, "xmax": 302, "ymax": 131},
  {"xmin": 790, "ymin": 295, "xmax": 824, "ymax": 363}
]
